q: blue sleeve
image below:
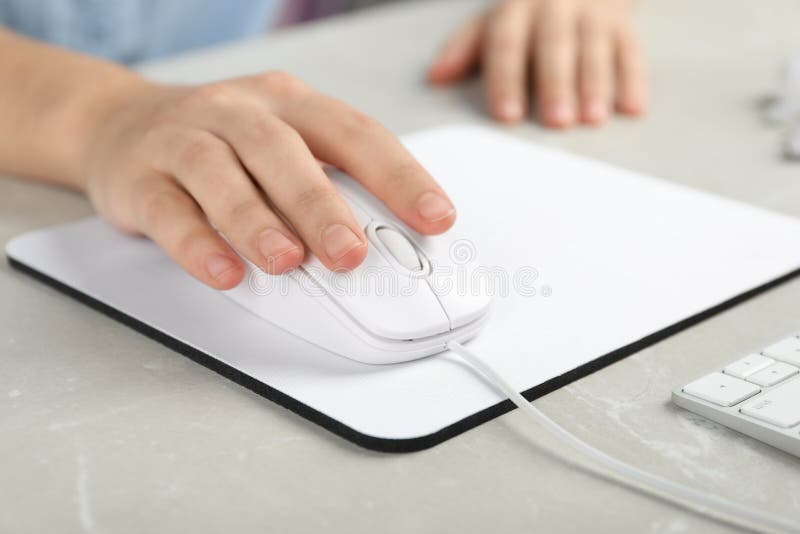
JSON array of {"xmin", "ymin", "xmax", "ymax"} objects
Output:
[{"xmin": 0, "ymin": 0, "xmax": 282, "ymax": 64}]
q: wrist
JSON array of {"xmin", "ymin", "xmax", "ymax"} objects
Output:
[
  {"xmin": 65, "ymin": 71, "xmax": 158, "ymax": 191},
  {"xmin": 0, "ymin": 30, "xmax": 164, "ymax": 191}
]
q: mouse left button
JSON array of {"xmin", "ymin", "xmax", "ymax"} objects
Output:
[
  {"xmin": 375, "ymin": 227, "xmax": 422, "ymax": 271},
  {"xmin": 301, "ymin": 244, "xmax": 449, "ymax": 340}
]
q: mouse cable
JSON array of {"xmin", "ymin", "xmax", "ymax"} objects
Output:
[{"xmin": 446, "ymin": 341, "xmax": 800, "ymax": 534}]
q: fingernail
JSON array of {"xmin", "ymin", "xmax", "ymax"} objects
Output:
[
  {"xmin": 585, "ymin": 99, "xmax": 608, "ymax": 123},
  {"xmin": 258, "ymin": 229, "xmax": 299, "ymax": 264},
  {"xmin": 417, "ymin": 191, "xmax": 456, "ymax": 223},
  {"xmin": 322, "ymin": 224, "xmax": 365, "ymax": 262},
  {"xmin": 498, "ymin": 99, "xmax": 524, "ymax": 121},
  {"xmin": 620, "ymin": 96, "xmax": 645, "ymax": 115},
  {"xmin": 206, "ymin": 254, "xmax": 238, "ymax": 280},
  {"xmin": 550, "ymin": 103, "xmax": 575, "ymax": 126}
]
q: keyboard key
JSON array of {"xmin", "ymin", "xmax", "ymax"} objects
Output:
[
  {"xmin": 746, "ymin": 362, "xmax": 799, "ymax": 386},
  {"xmin": 683, "ymin": 373, "xmax": 761, "ymax": 407},
  {"xmin": 723, "ymin": 354, "xmax": 774, "ymax": 379},
  {"xmin": 741, "ymin": 377, "xmax": 800, "ymax": 428},
  {"xmin": 762, "ymin": 336, "xmax": 800, "ymax": 366}
]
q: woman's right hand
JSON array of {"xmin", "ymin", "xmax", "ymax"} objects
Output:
[{"xmin": 79, "ymin": 72, "xmax": 457, "ymax": 290}]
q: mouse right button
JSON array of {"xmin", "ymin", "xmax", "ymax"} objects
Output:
[{"xmin": 434, "ymin": 286, "xmax": 492, "ymax": 329}]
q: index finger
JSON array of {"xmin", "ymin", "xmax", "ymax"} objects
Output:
[{"xmin": 275, "ymin": 92, "xmax": 456, "ymax": 236}]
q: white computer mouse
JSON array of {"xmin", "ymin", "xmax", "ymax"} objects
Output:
[{"xmin": 223, "ymin": 170, "xmax": 492, "ymax": 365}]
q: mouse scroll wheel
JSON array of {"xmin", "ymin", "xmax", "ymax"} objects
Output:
[{"xmin": 375, "ymin": 227, "xmax": 423, "ymax": 271}]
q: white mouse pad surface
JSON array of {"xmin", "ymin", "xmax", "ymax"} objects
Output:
[{"xmin": 8, "ymin": 125, "xmax": 800, "ymax": 451}]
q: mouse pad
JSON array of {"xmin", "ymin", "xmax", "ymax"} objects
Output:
[{"xmin": 8, "ymin": 125, "xmax": 800, "ymax": 452}]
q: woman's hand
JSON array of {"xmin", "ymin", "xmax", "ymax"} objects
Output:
[
  {"xmin": 80, "ymin": 73, "xmax": 456, "ymax": 290},
  {"xmin": 428, "ymin": 0, "xmax": 647, "ymax": 127}
]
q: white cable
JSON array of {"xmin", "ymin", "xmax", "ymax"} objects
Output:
[{"xmin": 446, "ymin": 341, "xmax": 800, "ymax": 534}]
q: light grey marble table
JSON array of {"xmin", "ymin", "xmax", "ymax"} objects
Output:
[{"xmin": 3, "ymin": 1, "xmax": 800, "ymax": 532}]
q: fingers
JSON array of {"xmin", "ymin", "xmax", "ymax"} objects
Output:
[
  {"xmin": 132, "ymin": 176, "xmax": 245, "ymax": 290},
  {"xmin": 533, "ymin": 1, "xmax": 578, "ymax": 127},
  {"xmin": 202, "ymin": 96, "xmax": 368, "ymax": 271},
  {"xmin": 154, "ymin": 128, "xmax": 305, "ymax": 275},
  {"xmin": 578, "ymin": 11, "xmax": 613, "ymax": 125},
  {"xmin": 615, "ymin": 26, "xmax": 648, "ymax": 116},
  {"xmin": 435, "ymin": 0, "xmax": 646, "ymax": 128},
  {"xmin": 427, "ymin": 15, "xmax": 485, "ymax": 85},
  {"xmin": 483, "ymin": 0, "xmax": 535, "ymax": 122},
  {"xmin": 276, "ymin": 90, "xmax": 456, "ymax": 236}
]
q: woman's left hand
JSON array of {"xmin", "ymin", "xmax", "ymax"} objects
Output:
[{"xmin": 427, "ymin": 0, "xmax": 647, "ymax": 128}]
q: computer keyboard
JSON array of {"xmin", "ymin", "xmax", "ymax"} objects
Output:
[{"xmin": 672, "ymin": 334, "xmax": 800, "ymax": 457}]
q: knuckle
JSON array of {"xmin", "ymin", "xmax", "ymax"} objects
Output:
[
  {"xmin": 140, "ymin": 188, "xmax": 186, "ymax": 231},
  {"xmin": 225, "ymin": 197, "xmax": 265, "ymax": 225},
  {"xmin": 258, "ymin": 70, "xmax": 308, "ymax": 96},
  {"xmin": 246, "ymin": 114, "xmax": 286, "ymax": 143},
  {"xmin": 174, "ymin": 228, "xmax": 209, "ymax": 261},
  {"xmin": 490, "ymin": 0, "xmax": 526, "ymax": 19},
  {"xmin": 339, "ymin": 110, "xmax": 380, "ymax": 142},
  {"xmin": 187, "ymin": 83, "xmax": 237, "ymax": 108},
  {"xmin": 539, "ymin": 25, "xmax": 570, "ymax": 46},
  {"xmin": 490, "ymin": 34, "xmax": 525, "ymax": 55},
  {"xmin": 383, "ymin": 161, "xmax": 422, "ymax": 192},
  {"xmin": 537, "ymin": 8, "xmax": 573, "ymax": 45},
  {"xmin": 140, "ymin": 123, "xmax": 172, "ymax": 152},
  {"xmin": 293, "ymin": 183, "xmax": 338, "ymax": 211},
  {"xmin": 174, "ymin": 134, "xmax": 217, "ymax": 172}
]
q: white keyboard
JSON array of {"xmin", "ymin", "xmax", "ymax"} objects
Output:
[{"xmin": 672, "ymin": 334, "xmax": 800, "ymax": 457}]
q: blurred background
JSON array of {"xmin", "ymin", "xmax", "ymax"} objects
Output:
[
  {"xmin": 280, "ymin": 0, "xmax": 403, "ymax": 24},
  {"xmin": 0, "ymin": 0, "xmax": 409, "ymax": 64}
]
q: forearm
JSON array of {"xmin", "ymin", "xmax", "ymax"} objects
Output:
[{"xmin": 0, "ymin": 28, "xmax": 151, "ymax": 190}]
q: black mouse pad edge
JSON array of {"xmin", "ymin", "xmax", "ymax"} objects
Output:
[{"xmin": 8, "ymin": 254, "xmax": 800, "ymax": 453}]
